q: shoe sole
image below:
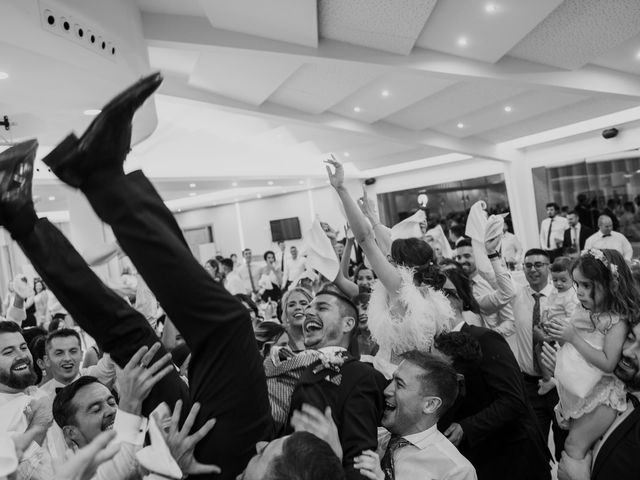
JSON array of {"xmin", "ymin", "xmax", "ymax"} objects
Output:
[{"xmin": 42, "ymin": 133, "xmax": 82, "ymax": 187}]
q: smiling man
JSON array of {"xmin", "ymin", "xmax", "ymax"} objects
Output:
[
  {"xmin": 286, "ymin": 288, "xmax": 387, "ymax": 480},
  {"xmin": 376, "ymin": 351, "xmax": 476, "ymax": 480},
  {"xmin": 39, "ymin": 329, "xmax": 115, "ymax": 396}
]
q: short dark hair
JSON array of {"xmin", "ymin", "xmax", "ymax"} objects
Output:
[
  {"xmin": 566, "ymin": 209, "xmax": 577, "ymax": 216},
  {"xmin": 0, "ymin": 320, "xmax": 22, "ymax": 335},
  {"xmin": 455, "ymin": 238, "xmax": 473, "ymax": 249},
  {"xmin": 545, "ymin": 202, "xmax": 560, "ymax": 210},
  {"xmin": 242, "ymin": 248, "xmax": 251, "ymax": 255},
  {"xmin": 45, "ymin": 328, "xmax": 81, "ymax": 353},
  {"xmin": 316, "ymin": 288, "xmax": 358, "ymax": 325},
  {"xmin": 352, "ymin": 292, "xmax": 371, "ymax": 307},
  {"xmin": 53, "ymin": 376, "xmax": 102, "ymax": 428},
  {"xmin": 434, "ymin": 331, "xmax": 482, "ymax": 363},
  {"xmin": 550, "ymin": 256, "xmax": 573, "ymax": 273},
  {"xmin": 524, "ymin": 248, "xmax": 550, "ymax": 260},
  {"xmin": 220, "ymin": 258, "xmax": 234, "ymax": 271},
  {"xmin": 400, "ymin": 351, "xmax": 459, "ymax": 417},
  {"xmin": 263, "ymin": 250, "xmax": 275, "ymax": 261},
  {"xmin": 265, "ymin": 432, "xmax": 345, "ymax": 480},
  {"xmin": 450, "ymin": 224, "xmax": 465, "ymax": 238},
  {"xmin": 28, "ymin": 335, "xmax": 47, "ymax": 384}
]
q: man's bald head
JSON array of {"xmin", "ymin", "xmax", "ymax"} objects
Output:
[{"xmin": 598, "ymin": 215, "xmax": 613, "ymax": 235}]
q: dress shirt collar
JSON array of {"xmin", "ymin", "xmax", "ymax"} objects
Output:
[
  {"xmin": 317, "ymin": 346, "xmax": 347, "ymax": 356},
  {"xmin": 525, "ymin": 282, "xmax": 554, "ymax": 298},
  {"xmin": 452, "ymin": 320, "xmax": 465, "ymax": 332},
  {"xmin": 402, "ymin": 424, "xmax": 438, "ymax": 450}
]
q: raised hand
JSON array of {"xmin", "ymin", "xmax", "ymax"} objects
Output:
[
  {"xmin": 325, "ymin": 155, "xmax": 345, "ymax": 190},
  {"xmin": 354, "ymin": 450, "xmax": 384, "ymax": 480},
  {"xmin": 290, "ymin": 404, "xmax": 342, "ymax": 460},
  {"xmin": 53, "ymin": 430, "xmax": 120, "ymax": 480},
  {"xmin": 117, "ymin": 342, "xmax": 173, "ymax": 415},
  {"xmin": 156, "ymin": 400, "xmax": 220, "ymax": 476}
]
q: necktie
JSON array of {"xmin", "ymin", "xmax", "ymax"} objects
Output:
[
  {"xmin": 381, "ymin": 435, "xmax": 411, "ymax": 480},
  {"xmin": 546, "ymin": 217, "xmax": 554, "ymax": 249},
  {"xmin": 532, "ymin": 292, "xmax": 542, "ymax": 329},
  {"xmin": 572, "ymin": 226, "xmax": 577, "ymax": 247},
  {"xmin": 281, "ymin": 254, "xmax": 284, "ymax": 272},
  {"xmin": 247, "ymin": 263, "xmax": 257, "ymax": 293}
]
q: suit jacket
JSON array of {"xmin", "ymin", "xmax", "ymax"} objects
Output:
[
  {"xmin": 288, "ymin": 354, "xmax": 387, "ymax": 480},
  {"xmin": 592, "ymin": 398, "xmax": 640, "ymax": 480},
  {"xmin": 562, "ymin": 224, "xmax": 594, "ymax": 250},
  {"xmin": 439, "ymin": 324, "xmax": 551, "ymax": 480}
]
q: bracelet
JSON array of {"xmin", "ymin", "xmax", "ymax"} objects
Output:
[{"xmin": 487, "ymin": 251, "xmax": 501, "ymax": 259}]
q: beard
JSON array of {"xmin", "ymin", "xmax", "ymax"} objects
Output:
[{"xmin": 0, "ymin": 360, "xmax": 37, "ymax": 390}]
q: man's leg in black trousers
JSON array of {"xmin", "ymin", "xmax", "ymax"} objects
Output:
[
  {"xmin": 14, "ymin": 219, "xmax": 190, "ymax": 416},
  {"xmin": 0, "ymin": 141, "xmax": 189, "ymax": 418},
  {"xmin": 80, "ymin": 171, "xmax": 272, "ymax": 480}
]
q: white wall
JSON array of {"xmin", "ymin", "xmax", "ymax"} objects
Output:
[{"xmin": 174, "ymin": 181, "xmax": 361, "ymax": 257}]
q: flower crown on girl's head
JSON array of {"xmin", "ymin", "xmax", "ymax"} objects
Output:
[{"xmin": 582, "ymin": 248, "xmax": 619, "ymax": 278}]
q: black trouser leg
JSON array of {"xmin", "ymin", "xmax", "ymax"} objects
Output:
[
  {"xmin": 82, "ymin": 171, "xmax": 272, "ymax": 480},
  {"xmin": 523, "ymin": 380, "xmax": 567, "ymax": 461},
  {"xmin": 14, "ymin": 218, "xmax": 189, "ymax": 416}
]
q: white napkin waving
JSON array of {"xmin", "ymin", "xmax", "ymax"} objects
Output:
[
  {"xmin": 425, "ymin": 225, "xmax": 453, "ymax": 259},
  {"xmin": 304, "ymin": 217, "xmax": 340, "ymax": 281},
  {"xmin": 136, "ymin": 406, "xmax": 183, "ymax": 480},
  {"xmin": 390, "ymin": 210, "xmax": 426, "ymax": 241}
]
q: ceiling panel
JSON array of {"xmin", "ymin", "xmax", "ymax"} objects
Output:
[
  {"xmin": 415, "ymin": 0, "xmax": 562, "ymax": 63},
  {"xmin": 431, "ymin": 89, "xmax": 588, "ymax": 138},
  {"xmin": 386, "ymin": 81, "xmax": 526, "ymax": 131},
  {"xmin": 268, "ymin": 62, "xmax": 387, "ymax": 114},
  {"xmin": 479, "ymin": 97, "xmax": 639, "ymax": 144},
  {"xmin": 590, "ymin": 31, "xmax": 640, "ymax": 76},
  {"xmin": 510, "ymin": 0, "xmax": 640, "ymax": 69},
  {"xmin": 136, "ymin": 0, "xmax": 206, "ymax": 17},
  {"xmin": 318, "ymin": 0, "xmax": 437, "ymax": 55},
  {"xmin": 188, "ymin": 51, "xmax": 303, "ymax": 106},
  {"xmin": 329, "ymin": 72, "xmax": 456, "ymax": 123},
  {"xmin": 200, "ymin": 0, "xmax": 318, "ymax": 48},
  {"xmin": 148, "ymin": 46, "xmax": 200, "ymax": 77}
]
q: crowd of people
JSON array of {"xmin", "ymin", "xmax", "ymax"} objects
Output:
[{"xmin": 2, "ymin": 73, "xmax": 640, "ymax": 480}]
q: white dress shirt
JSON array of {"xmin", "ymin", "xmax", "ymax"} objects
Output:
[
  {"xmin": 236, "ymin": 261, "xmax": 264, "ymax": 294},
  {"xmin": 379, "ymin": 425, "xmax": 477, "ymax": 480},
  {"xmin": 512, "ymin": 282, "xmax": 554, "ymax": 375},
  {"xmin": 583, "ymin": 230, "xmax": 633, "ymax": 260},
  {"xmin": 224, "ymin": 270, "xmax": 246, "ymax": 295},
  {"xmin": 539, "ymin": 215, "xmax": 569, "ymax": 250},
  {"xmin": 469, "ymin": 258, "xmax": 516, "ymax": 349},
  {"xmin": 283, "ymin": 257, "xmax": 307, "ymax": 284}
]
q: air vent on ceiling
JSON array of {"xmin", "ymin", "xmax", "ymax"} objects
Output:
[{"xmin": 39, "ymin": 0, "xmax": 117, "ymax": 61}]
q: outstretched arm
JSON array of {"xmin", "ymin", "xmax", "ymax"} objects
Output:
[
  {"xmin": 358, "ymin": 187, "xmax": 392, "ymax": 256},
  {"xmin": 326, "ymin": 157, "xmax": 401, "ymax": 294}
]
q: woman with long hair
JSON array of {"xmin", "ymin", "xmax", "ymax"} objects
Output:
[
  {"xmin": 326, "ymin": 157, "xmax": 453, "ymax": 374},
  {"xmin": 280, "ymin": 287, "xmax": 313, "ymax": 352}
]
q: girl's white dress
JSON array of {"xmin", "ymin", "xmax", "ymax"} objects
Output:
[
  {"xmin": 368, "ymin": 266, "xmax": 454, "ymax": 376},
  {"xmin": 555, "ymin": 307, "xmax": 627, "ymax": 424}
]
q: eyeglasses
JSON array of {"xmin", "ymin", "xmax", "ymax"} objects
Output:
[{"xmin": 523, "ymin": 262, "xmax": 549, "ymax": 270}]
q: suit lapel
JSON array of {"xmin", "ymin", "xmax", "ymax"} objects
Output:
[
  {"xmin": 299, "ymin": 353, "xmax": 356, "ymax": 385},
  {"xmin": 592, "ymin": 405, "xmax": 640, "ymax": 478}
]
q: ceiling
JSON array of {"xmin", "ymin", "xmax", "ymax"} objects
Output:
[{"xmin": 1, "ymin": 0, "xmax": 640, "ymax": 214}]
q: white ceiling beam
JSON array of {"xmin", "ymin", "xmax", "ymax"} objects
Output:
[
  {"xmin": 142, "ymin": 12, "xmax": 640, "ymax": 99},
  {"xmin": 158, "ymin": 75, "xmax": 521, "ymax": 163}
]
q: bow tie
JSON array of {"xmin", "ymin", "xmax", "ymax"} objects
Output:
[{"xmin": 602, "ymin": 234, "xmax": 612, "ymax": 238}]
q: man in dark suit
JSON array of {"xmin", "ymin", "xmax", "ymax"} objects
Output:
[
  {"xmin": 557, "ymin": 320, "xmax": 640, "ymax": 480},
  {"xmin": 562, "ymin": 210, "xmax": 594, "ymax": 251},
  {"xmin": 436, "ymin": 328, "xmax": 551, "ymax": 480},
  {"xmin": 287, "ymin": 289, "xmax": 387, "ymax": 480}
]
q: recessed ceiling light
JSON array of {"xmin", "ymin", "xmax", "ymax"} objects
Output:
[
  {"xmin": 177, "ymin": 208, "xmax": 182, "ymax": 212},
  {"xmin": 256, "ymin": 194, "xmax": 262, "ymax": 199},
  {"xmin": 48, "ymin": 196, "xmax": 55, "ymax": 201},
  {"xmin": 353, "ymin": 106, "xmax": 361, "ymax": 113},
  {"xmin": 189, "ymin": 192, "xmax": 196, "ymax": 197},
  {"xmin": 83, "ymin": 109, "xmax": 101, "ymax": 116},
  {"xmin": 344, "ymin": 152, "xmax": 350, "ymax": 157},
  {"xmin": 381, "ymin": 90, "xmax": 390, "ymax": 97},
  {"xmin": 485, "ymin": 3, "xmax": 497, "ymax": 13},
  {"xmin": 268, "ymin": 180, "xmax": 274, "ymax": 185},
  {"xmin": 504, "ymin": 106, "xmax": 512, "ymax": 113},
  {"xmin": 231, "ymin": 181, "xmax": 238, "ymax": 187},
  {"xmin": 0, "ymin": 72, "xmax": 8, "ymax": 80},
  {"xmin": 189, "ymin": 183, "xmax": 196, "ymax": 188},
  {"xmin": 457, "ymin": 37, "xmax": 468, "ymax": 47},
  {"xmin": 457, "ymin": 122, "xmax": 465, "ymax": 129}
]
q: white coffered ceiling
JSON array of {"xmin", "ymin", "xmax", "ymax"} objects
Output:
[{"xmin": 0, "ymin": 0, "xmax": 639, "ymax": 214}]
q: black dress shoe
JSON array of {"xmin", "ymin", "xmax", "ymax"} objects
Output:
[
  {"xmin": 43, "ymin": 72, "xmax": 163, "ymax": 188},
  {"xmin": 0, "ymin": 139, "xmax": 38, "ymax": 224}
]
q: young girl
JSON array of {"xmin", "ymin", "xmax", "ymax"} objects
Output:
[{"xmin": 548, "ymin": 248, "xmax": 638, "ymax": 464}]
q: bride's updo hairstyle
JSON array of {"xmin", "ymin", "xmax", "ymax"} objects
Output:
[{"xmin": 390, "ymin": 238, "xmax": 446, "ymax": 290}]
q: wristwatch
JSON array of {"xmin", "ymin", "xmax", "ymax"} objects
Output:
[{"xmin": 487, "ymin": 251, "xmax": 501, "ymax": 259}]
